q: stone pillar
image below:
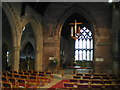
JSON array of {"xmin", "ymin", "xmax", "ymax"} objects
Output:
[
  {"xmin": 11, "ymin": 47, "xmax": 20, "ymax": 71},
  {"xmin": 118, "ymin": 4, "xmax": 120, "ymax": 74},
  {"xmin": 112, "ymin": 3, "xmax": 119, "ymax": 75},
  {"xmin": 35, "ymin": 50, "xmax": 42, "ymax": 71},
  {"xmin": 55, "ymin": 39, "xmax": 61, "ymax": 69}
]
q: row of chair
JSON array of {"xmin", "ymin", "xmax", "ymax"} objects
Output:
[
  {"xmin": 1, "ymin": 70, "xmax": 53, "ymax": 88},
  {"xmin": 69, "ymin": 78, "xmax": 120, "ymax": 84},
  {"xmin": 73, "ymin": 75, "xmax": 120, "ymax": 80},
  {"xmin": 62, "ymin": 73, "xmax": 120, "ymax": 89},
  {"xmin": 76, "ymin": 73, "xmax": 119, "ymax": 77},
  {"xmin": 64, "ymin": 82, "xmax": 120, "ymax": 88},
  {"xmin": 3, "ymin": 70, "xmax": 52, "ymax": 76},
  {"xmin": 3, "ymin": 72, "xmax": 53, "ymax": 82},
  {"xmin": 2, "ymin": 75, "xmax": 51, "ymax": 88}
]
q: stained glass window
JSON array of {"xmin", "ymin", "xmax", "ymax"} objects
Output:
[{"xmin": 75, "ymin": 27, "xmax": 93, "ymax": 61}]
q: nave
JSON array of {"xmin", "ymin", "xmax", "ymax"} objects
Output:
[{"xmin": 1, "ymin": 1, "xmax": 120, "ymax": 89}]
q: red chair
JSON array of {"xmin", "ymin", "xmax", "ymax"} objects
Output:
[
  {"xmin": 92, "ymin": 76, "xmax": 101, "ymax": 79},
  {"xmin": 64, "ymin": 82, "xmax": 77, "ymax": 88},
  {"xmin": 46, "ymin": 71, "xmax": 52, "ymax": 75},
  {"xmin": 18, "ymin": 71, "xmax": 24, "ymax": 75},
  {"xmin": 105, "ymin": 84, "xmax": 116, "ymax": 88},
  {"xmin": 83, "ymin": 76, "xmax": 91, "ymax": 79},
  {"xmin": 7, "ymin": 73, "xmax": 13, "ymax": 78},
  {"xmin": 79, "ymin": 79, "xmax": 90, "ymax": 84},
  {"xmin": 28, "ymin": 76, "xmax": 40, "ymax": 86},
  {"xmin": 101, "ymin": 74, "xmax": 108, "ymax": 77},
  {"xmin": 17, "ymin": 79, "xmax": 27, "ymax": 88},
  {"xmin": 73, "ymin": 75, "xmax": 81, "ymax": 79},
  {"xmin": 102, "ymin": 76, "xmax": 110, "ymax": 79},
  {"xmin": 91, "ymin": 79, "xmax": 102, "ymax": 84},
  {"xmin": 2, "ymin": 76, "xmax": 8, "ymax": 82},
  {"xmin": 69, "ymin": 79, "xmax": 78, "ymax": 84},
  {"xmin": 2, "ymin": 72, "xmax": 7, "ymax": 76},
  {"xmin": 93, "ymin": 73, "xmax": 100, "ymax": 76},
  {"xmin": 85, "ymin": 73, "xmax": 92, "ymax": 76},
  {"xmin": 103, "ymin": 80, "xmax": 113, "ymax": 84},
  {"xmin": 2, "ymin": 81, "xmax": 12, "ymax": 88},
  {"xmin": 91, "ymin": 84, "xmax": 103, "ymax": 88},
  {"xmin": 9, "ymin": 78, "xmax": 16, "ymax": 86},
  {"xmin": 13, "ymin": 74, "xmax": 20, "ymax": 78},
  {"xmin": 33, "ymin": 71, "xmax": 38, "ymax": 73},
  {"xmin": 78, "ymin": 84, "xmax": 89, "ymax": 88},
  {"xmin": 20, "ymin": 75, "xmax": 28, "ymax": 80},
  {"xmin": 30, "ymin": 73, "xmax": 37, "ymax": 76},
  {"xmin": 76, "ymin": 73, "xmax": 83, "ymax": 76}
]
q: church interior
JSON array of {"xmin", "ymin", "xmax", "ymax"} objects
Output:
[{"xmin": 1, "ymin": 2, "xmax": 120, "ymax": 89}]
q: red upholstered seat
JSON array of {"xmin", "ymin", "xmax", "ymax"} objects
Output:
[
  {"xmin": 79, "ymin": 79, "xmax": 90, "ymax": 84},
  {"xmin": 64, "ymin": 82, "xmax": 77, "ymax": 88},
  {"xmin": 78, "ymin": 84, "xmax": 89, "ymax": 88},
  {"xmin": 73, "ymin": 75, "xmax": 81, "ymax": 79},
  {"xmin": 91, "ymin": 79, "xmax": 102, "ymax": 84},
  {"xmin": 105, "ymin": 84, "xmax": 116, "ymax": 88},
  {"xmin": 92, "ymin": 76, "xmax": 101, "ymax": 79},
  {"xmin": 91, "ymin": 84, "xmax": 103, "ymax": 88},
  {"xmin": 76, "ymin": 73, "xmax": 83, "ymax": 76},
  {"xmin": 83, "ymin": 76, "xmax": 91, "ymax": 79},
  {"xmin": 69, "ymin": 79, "xmax": 79, "ymax": 84},
  {"xmin": 2, "ymin": 81, "xmax": 12, "ymax": 88}
]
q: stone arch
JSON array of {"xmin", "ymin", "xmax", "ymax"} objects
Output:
[
  {"xmin": 21, "ymin": 41, "xmax": 35, "ymax": 51},
  {"xmin": 21, "ymin": 40, "xmax": 35, "ymax": 52},
  {"xmin": 2, "ymin": 3, "xmax": 21, "ymax": 71},
  {"xmin": 2, "ymin": 3, "xmax": 18, "ymax": 47},
  {"xmin": 53, "ymin": 6, "xmax": 96, "ymax": 65},
  {"xmin": 54, "ymin": 6, "xmax": 96, "ymax": 38},
  {"xmin": 21, "ymin": 16, "xmax": 43, "ymax": 71},
  {"xmin": 20, "ymin": 41, "xmax": 35, "ymax": 70}
]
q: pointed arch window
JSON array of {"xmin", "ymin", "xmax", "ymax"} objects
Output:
[{"xmin": 75, "ymin": 27, "xmax": 93, "ymax": 61}]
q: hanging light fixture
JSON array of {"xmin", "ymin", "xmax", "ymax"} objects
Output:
[{"xmin": 70, "ymin": 20, "xmax": 83, "ymax": 40}]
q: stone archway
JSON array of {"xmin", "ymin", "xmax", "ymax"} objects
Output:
[
  {"xmin": 2, "ymin": 3, "xmax": 20, "ymax": 71},
  {"xmin": 53, "ymin": 6, "xmax": 95, "ymax": 69},
  {"xmin": 20, "ymin": 42, "xmax": 35, "ymax": 70},
  {"xmin": 21, "ymin": 16, "xmax": 43, "ymax": 71}
]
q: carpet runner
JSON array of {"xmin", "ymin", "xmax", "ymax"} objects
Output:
[{"xmin": 48, "ymin": 79, "xmax": 69, "ymax": 89}]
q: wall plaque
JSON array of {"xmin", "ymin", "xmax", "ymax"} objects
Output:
[{"xmin": 96, "ymin": 58, "xmax": 104, "ymax": 62}]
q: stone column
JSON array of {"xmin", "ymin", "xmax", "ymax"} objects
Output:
[
  {"xmin": 112, "ymin": 3, "xmax": 119, "ymax": 75},
  {"xmin": 118, "ymin": 3, "xmax": 120, "ymax": 74},
  {"xmin": 35, "ymin": 50, "xmax": 42, "ymax": 71},
  {"xmin": 55, "ymin": 39, "xmax": 61, "ymax": 69},
  {"xmin": 11, "ymin": 47, "xmax": 20, "ymax": 71}
]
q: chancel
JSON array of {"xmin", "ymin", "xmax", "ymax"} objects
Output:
[{"xmin": 2, "ymin": 1, "xmax": 120, "ymax": 89}]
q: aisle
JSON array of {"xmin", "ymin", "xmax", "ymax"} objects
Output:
[
  {"xmin": 40, "ymin": 68, "xmax": 89, "ymax": 89},
  {"xmin": 48, "ymin": 79, "xmax": 69, "ymax": 89},
  {"xmin": 40, "ymin": 69, "xmax": 73, "ymax": 89}
]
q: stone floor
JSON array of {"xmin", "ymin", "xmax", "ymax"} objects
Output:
[
  {"xmin": 41, "ymin": 68, "xmax": 90, "ymax": 89},
  {"xmin": 41, "ymin": 69, "xmax": 73, "ymax": 89}
]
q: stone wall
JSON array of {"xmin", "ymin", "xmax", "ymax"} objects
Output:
[{"xmin": 42, "ymin": 2, "xmax": 113, "ymax": 73}]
